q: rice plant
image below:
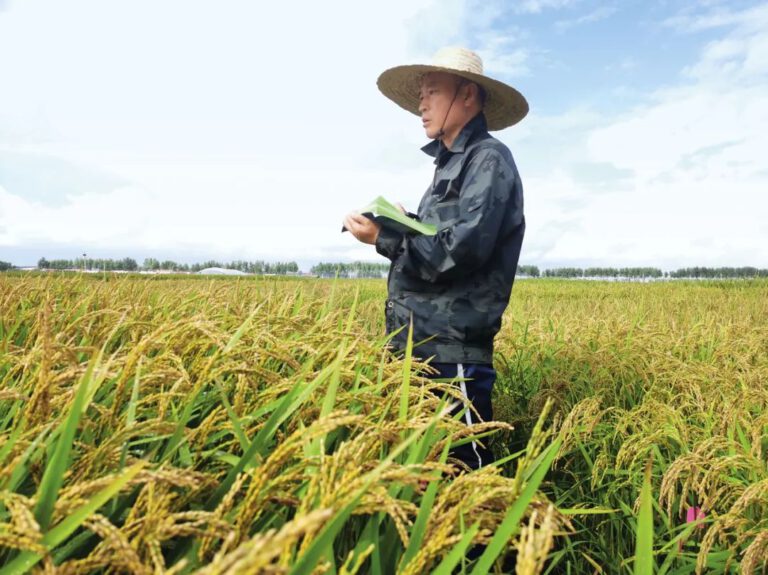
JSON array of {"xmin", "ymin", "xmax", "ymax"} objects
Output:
[
  {"xmin": 493, "ymin": 278, "xmax": 768, "ymax": 573},
  {"xmin": 0, "ymin": 274, "xmax": 564, "ymax": 573}
]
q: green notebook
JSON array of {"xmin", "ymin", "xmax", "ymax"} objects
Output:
[{"xmin": 343, "ymin": 196, "xmax": 437, "ymax": 236}]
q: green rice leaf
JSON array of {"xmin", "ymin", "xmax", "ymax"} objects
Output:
[
  {"xmin": 399, "ymin": 440, "xmax": 451, "ymax": 570},
  {"xmin": 470, "ymin": 436, "xmax": 562, "ymax": 575},
  {"xmin": 206, "ymin": 354, "xmax": 346, "ymax": 509},
  {"xmin": 222, "ymin": 307, "xmax": 259, "ymax": 354},
  {"xmin": 430, "ymin": 522, "xmax": 481, "ymax": 575},
  {"xmin": 634, "ymin": 456, "xmax": 655, "ymax": 575},
  {"xmin": 33, "ymin": 355, "xmax": 100, "ymax": 531},
  {"xmin": 289, "ymin": 413, "xmax": 439, "ymax": 575},
  {"xmin": 5, "ymin": 462, "xmax": 144, "ymax": 575},
  {"xmin": 217, "ymin": 383, "xmax": 250, "ymax": 452},
  {"xmin": 399, "ymin": 321, "xmax": 414, "ymax": 425}
]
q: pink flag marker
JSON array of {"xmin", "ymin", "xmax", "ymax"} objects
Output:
[
  {"xmin": 679, "ymin": 506, "xmax": 706, "ymax": 551},
  {"xmin": 686, "ymin": 506, "xmax": 706, "ymax": 526}
]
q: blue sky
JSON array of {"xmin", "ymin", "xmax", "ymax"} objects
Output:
[{"xmin": 1, "ymin": 0, "xmax": 766, "ymax": 270}]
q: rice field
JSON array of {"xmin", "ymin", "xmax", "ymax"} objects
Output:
[{"xmin": 0, "ymin": 274, "xmax": 766, "ymax": 574}]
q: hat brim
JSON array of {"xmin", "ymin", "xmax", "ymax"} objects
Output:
[{"xmin": 377, "ymin": 64, "xmax": 529, "ymax": 131}]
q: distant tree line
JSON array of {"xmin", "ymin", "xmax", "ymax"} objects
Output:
[
  {"xmin": 543, "ymin": 267, "xmax": 664, "ymax": 279},
  {"xmin": 668, "ymin": 266, "xmax": 768, "ymax": 279},
  {"xmin": 310, "ymin": 262, "xmax": 544, "ymax": 279},
  {"xmin": 25, "ymin": 258, "xmax": 768, "ymax": 279},
  {"xmin": 36, "ymin": 257, "xmax": 299, "ymax": 274},
  {"xmin": 584, "ymin": 267, "xmax": 663, "ymax": 278},
  {"xmin": 38, "ymin": 257, "xmax": 139, "ymax": 271},
  {"xmin": 143, "ymin": 258, "xmax": 299, "ymax": 274},
  {"xmin": 309, "ymin": 263, "xmax": 768, "ymax": 280},
  {"xmin": 0, "ymin": 261, "xmax": 14, "ymax": 272},
  {"xmin": 311, "ymin": 262, "xmax": 390, "ymax": 278},
  {"xmin": 141, "ymin": 258, "xmax": 186, "ymax": 271},
  {"xmin": 517, "ymin": 265, "xmax": 540, "ymax": 277},
  {"xmin": 541, "ymin": 267, "xmax": 768, "ymax": 279}
]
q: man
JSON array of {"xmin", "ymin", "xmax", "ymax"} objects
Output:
[{"xmin": 343, "ymin": 47, "xmax": 527, "ymax": 470}]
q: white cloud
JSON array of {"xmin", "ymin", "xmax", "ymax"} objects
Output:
[
  {"xmin": 555, "ymin": 5, "xmax": 617, "ymax": 32},
  {"xmin": 2, "ymin": 0, "xmax": 767, "ymax": 270},
  {"xmin": 404, "ymin": 0, "xmax": 532, "ymax": 79},
  {"xmin": 588, "ymin": 5, "xmax": 768, "ymax": 182},
  {"xmin": 477, "ymin": 37, "xmax": 530, "ymax": 79},
  {"xmin": 0, "ymin": 0, "xmax": 435, "ymax": 159},
  {"xmin": 662, "ymin": 2, "xmax": 768, "ymax": 34},
  {"xmin": 568, "ymin": 5, "xmax": 766, "ymax": 266},
  {"xmin": 499, "ymin": 2, "xmax": 768, "ymax": 268},
  {"xmin": 0, "ymin": 0, "xmax": 450, "ymax": 265},
  {"xmin": 605, "ymin": 57, "xmax": 637, "ymax": 72},
  {"xmin": 515, "ymin": 143, "xmax": 766, "ymax": 269},
  {"xmin": 514, "ymin": 0, "xmax": 576, "ymax": 15},
  {"xmin": 0, "ymin": 158, "xmax": 432, "ymax": 263}
]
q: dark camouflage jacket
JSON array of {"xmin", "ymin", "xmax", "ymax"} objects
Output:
[{"xmin": 375, "ymin": 113, "xmax": 525, "ymax": 364}]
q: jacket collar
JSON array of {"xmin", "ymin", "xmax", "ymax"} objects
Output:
[{"xmin": 420, "ymin": 112, "xmax": 488, "ymax": 164}]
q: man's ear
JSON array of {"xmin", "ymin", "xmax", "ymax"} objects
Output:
[{"xmin": 464, "ymin": 82, "xmax": 479, "ymax": 105}]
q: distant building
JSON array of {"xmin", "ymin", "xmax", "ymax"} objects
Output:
[{"xmin": 197, "ymin": 267, "xmax": 249, "ymax": 276}]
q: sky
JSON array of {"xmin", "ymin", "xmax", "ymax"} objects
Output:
[{"xmin": 1, "ymin": 0, "xmax": 766, "ymax": 271}]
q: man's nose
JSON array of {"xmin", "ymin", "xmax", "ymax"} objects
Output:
[{"xmin": 418, "ymin": 97, "xmax": 427, "ymax": 114}]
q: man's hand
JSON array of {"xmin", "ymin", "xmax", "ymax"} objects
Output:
[{"xmin": 344, "ymin": 212, "xmax": 381, "ymax": 245}]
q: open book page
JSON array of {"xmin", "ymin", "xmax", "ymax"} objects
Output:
[{"xmin": 343, "ymin": 196, "xmax": 437, "ymax": 236}]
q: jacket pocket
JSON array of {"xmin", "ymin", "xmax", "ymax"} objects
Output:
[{"xmin": 435, "ymin": 199, "xmax": 459, "ymax": 223}]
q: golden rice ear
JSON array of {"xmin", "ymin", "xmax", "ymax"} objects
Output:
[{"xmin": 0, "ymin": 274, "xmax": 565, "ymax": 574}]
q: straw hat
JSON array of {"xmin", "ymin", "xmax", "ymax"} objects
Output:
[{"xmin": 377, "ymin": 47, "xmax": 529, "ymax": 131}]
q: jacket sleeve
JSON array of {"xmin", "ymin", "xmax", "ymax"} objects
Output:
[
  {"xmin": 375, "ymin": 226, "xmax": 406, "ymax": 260},
  {"xmin": 384, "ymin": 148, "xmax": 522, "ymax": 283}
]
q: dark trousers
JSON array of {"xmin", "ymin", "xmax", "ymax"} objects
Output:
[{"xmin": 427, "ymin": 362, "xmax": 496, "ymax": 470}]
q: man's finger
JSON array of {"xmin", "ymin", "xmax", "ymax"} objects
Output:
[{"xmin": 345, "ymin": 214, "xmax": 367, "ymax": 235}]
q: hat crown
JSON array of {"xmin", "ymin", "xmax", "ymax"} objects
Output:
[{"xmin": 432, "ymin": 47, "xmax": 484, "ymax": 76}]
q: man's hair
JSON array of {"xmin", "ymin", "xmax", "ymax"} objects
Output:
[{"xmin": 474, "ymin": 83, "xmax": 487, "ymax": 107}]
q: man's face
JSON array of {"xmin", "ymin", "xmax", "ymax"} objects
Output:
[{"xmin": 418, "ymin": 72, "xmax": 465, "ymax": 141}]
